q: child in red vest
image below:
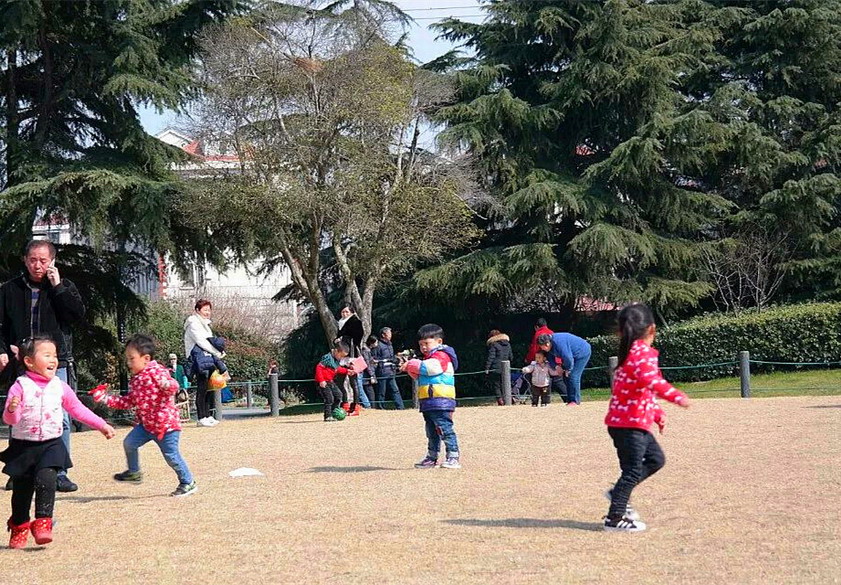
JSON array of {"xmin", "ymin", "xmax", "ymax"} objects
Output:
[{"xmin": 604, "ymin": 303, "xmax": 690, "ymax": 532}]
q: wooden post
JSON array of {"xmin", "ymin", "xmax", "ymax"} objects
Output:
[
  {"xmin": 608, "ymin": 356, "xmax": 618, "ymax": 388},
  {"xmin": 246, "ymin": 381, "xmax": 253, "ymax": 409},
  {"xmin": 411, "ymin": 377, "xmax": 419, "ymax": 410},
  {"xmin": 269, "ymin": 372, "xmax": 280, "ymax": 416},
  {"xmin": 501, "ymin": 360, "xmax": 512, "ymax": 405},
  {"xmin": 739, "ymin": 351, "xmax": 751, "ymax": 398},
  {"xmin": 213, "ymin": 385, "xmax": 223, "ymax": 423}
]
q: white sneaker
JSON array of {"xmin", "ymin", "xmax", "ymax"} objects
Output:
[
  {"xmin": 207, "ymin": 417, "xmax": 220, "ymax": 426},
  {"xmin": 197, "ymin": 418, "xmax": 213, "ymax": 427},
  {"xmin": 603, "ymin": 515, "xmax": 647, "ymax": 532}
]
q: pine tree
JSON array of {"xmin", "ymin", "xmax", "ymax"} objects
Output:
[{"xmin": 429, "ymin": 0, "xmax": 841, "ymax": 314}]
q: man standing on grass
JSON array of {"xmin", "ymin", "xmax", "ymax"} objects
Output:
[{"xmin": 0, "ymin": 239, "xmax": 87, "ymax": 492}]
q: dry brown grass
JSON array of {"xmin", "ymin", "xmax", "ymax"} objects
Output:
[{"xmin": 3, "ymin": 396, "xmax": 840, "ymax": 585}]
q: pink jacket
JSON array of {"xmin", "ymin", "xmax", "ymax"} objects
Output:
[
  {"xmin": 3, "ymin": 373, "xmax": 108, "ymax": 441},
  {"xmin": 92, "ymin": 360, "xmax": 181, "ymax": 439}
]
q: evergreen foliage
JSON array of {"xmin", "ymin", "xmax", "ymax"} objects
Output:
[{"xmin": 428, "ymin": 0, "xmax": 841, "ymax": 315}]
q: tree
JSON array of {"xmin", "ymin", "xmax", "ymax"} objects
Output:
[
  {"xmin": 427, "ymin": 0, "xmax": 841, "ymax": 316},
  {"xmin": 0, "ymin": 0, "xmax": 245, "ymax": 259},
  {"xmin": 183, "ymin": 2, "xmax": 479, "ymax": 342}
]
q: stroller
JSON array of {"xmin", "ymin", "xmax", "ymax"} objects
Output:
[{"xmin": 511, "ymin": 371, "xmax": 531, "ymax": 405}]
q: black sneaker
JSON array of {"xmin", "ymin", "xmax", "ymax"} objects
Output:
[
  {"xmin": 113, "ymin": 470, "xmax": 143, "ymax": 483},
  {"xmin": 603, "ymin": 515, "xmax": 647, "ymax": 532},
  {"xmin": 56, "ymin": 475, "xmax": 79, "ymax": 492}
]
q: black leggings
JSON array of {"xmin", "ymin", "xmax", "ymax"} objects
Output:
[
  {"xmin": 11, "ymin": 467, "xmax": 58, "ymax": 524},
  {"xmin": 195, "ymin": 371, "xmax": 211, "ymax": 419},
  {"xmin": 607, "ymin": 427, "xmax": 665, "ymax": 519}
]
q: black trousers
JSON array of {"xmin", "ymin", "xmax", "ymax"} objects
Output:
[
  {"xmin": 531, "ymin": 385, "xmax": 550, "ymax": 406},
  {"xmin": 195, "ymin": 371, "xmax": 213, "ymax": 419},
  {"xmin": 11, "ymin": 467, "xmax": 58, "ymax": 524},
  {"xmin": 607, "ymin": 427, "xmax": 666, "ymax": 519},
  {"xmin": 320, "ymin": 383, "xmax": 342, "ymax": 419}
]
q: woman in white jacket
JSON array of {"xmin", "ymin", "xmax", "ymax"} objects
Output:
[{"xmin": 184, "ymin": 299, "xmax": 223, "ymax": 426}]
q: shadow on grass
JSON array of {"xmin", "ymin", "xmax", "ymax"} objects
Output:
[
  {"xmin": 806, "ymin": 404, "xmax": 841, "ymax": 408},
  {"xmin": 442, "ymin": 518, "xmax": 602, "ymax": 532},
  {"xmin": 307, "ymin": 466, "xmax": 399, "ymax": 473}
]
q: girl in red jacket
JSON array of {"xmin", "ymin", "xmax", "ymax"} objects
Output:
[{"xmin": 604, "ymin": 304, "xmax": 690, "ymax": 532}]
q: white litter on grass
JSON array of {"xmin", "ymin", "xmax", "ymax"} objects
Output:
[{"xmin": 228, "ymin": 467, "xmax": 265, "ymax": 478}]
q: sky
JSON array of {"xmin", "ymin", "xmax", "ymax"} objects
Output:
[{"xmin": 138, "ymin": 0, "xmax": 484, "ymax": 135}]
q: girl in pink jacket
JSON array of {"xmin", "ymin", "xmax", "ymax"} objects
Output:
[{"xmin": 1, "ymin": 336, "xmax": 115, "ymax": 549}]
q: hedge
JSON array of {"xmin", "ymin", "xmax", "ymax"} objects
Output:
[{"xmin": 583, "ymin": 302, "xmax": 841, "ymax": 387}]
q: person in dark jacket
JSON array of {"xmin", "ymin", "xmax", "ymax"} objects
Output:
[
  {"xmin": 0, "ymin": 239, "xmax": 86, "ymax": 493},
  {"xmin": 371, "ymin": 327, "xmax": 404, "ymax": 410},
  {"xmin": 485, "ymin": 329, "xmax": 514, "ymax": 405}
]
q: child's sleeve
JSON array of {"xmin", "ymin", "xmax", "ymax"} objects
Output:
[
  {"xmin": 213, "ymin": 356, "xmax": 228, "ymax": 375},
  {"xmin": 633, "ymin": 350, "xmax": 688, "ymax": 406},
  {"xmin": 153, "ymin": 369, "xmax": 179, "ymax": 397},
  {"xmin": 2, "ymin": 380, "xmax": 24, "ymax": 426},
  {"xmin": 62, "ymin": 384, "xmax": 108, "ymax": 431},
  {"xmin": 91, "ymin": 385, "xmax": 133, "ymax": 410},
  {"xmin": 417, "ymin": 353, "xmax": 450, "ymax": 377},
  {"xmin": 522, "ymin": 363, "xmax": 535, "ymax": 374}
]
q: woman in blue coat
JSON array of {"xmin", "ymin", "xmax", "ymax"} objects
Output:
[{"xmin": 537, "ymin": 332, "xmax": 591, "ymax": 405}]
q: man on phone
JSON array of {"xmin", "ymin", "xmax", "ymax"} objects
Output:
[{"xmin": 0, "ymin": 239, "xmax": 86, "ymax": 492}]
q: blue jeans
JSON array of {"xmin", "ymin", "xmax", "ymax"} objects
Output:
[
  {"xmin": 423, "ymin": 410, "xmax": 459, "ymax": 459},
  {"xmin": 567, "ymin": 349, "xmax": 592, "ymax": 404},
  {"xmin": 377, "ymin": 377, "xmax": 404, "ymax": 409},
  {"xmin": 124, "ymin": 426, "xmax": 193, "ymax": 485},
  {"xmin": 57, "ymin": 367, "xmax": 71, "ymax": 477},
  {"xmin": 355, "ymin": 375, "xmax": 371, "ymax": 408}
]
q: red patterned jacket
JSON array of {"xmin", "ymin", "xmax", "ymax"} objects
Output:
[
  {"xmin": 92, "ymin": 360, "xmax": 181, "ymax": 439},
  {"xmin": 605, "ymin": 340, "xmax": 687, "ymax": 431}
]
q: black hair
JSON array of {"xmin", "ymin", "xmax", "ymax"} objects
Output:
[
  {"xmin": 126, "ymin": 334, "xmax": 158, "ymax": 358},
  {"xmin": 536, "ymin": 333, "xmax": 552, "ymax": 346},
  {"xmin": 535, "ymin": 350, "xmax": 546, "ymax": 359},
  {"xmin": 536, "ymin": 317, "xmax": 547, "ymax": 328},
  {"xmin": 19, "ymin": 335, "xmax": 56, "ymax": 361},
  {"xmin": 365, "ymin": 335, "xmax": 378, "ymax": 347},
  {"xmin": 417, "ymin": 323, "xmax": 444, "ymax": 341},
  {"xmin": 332, "ymin": 339, "xmax": 351, "ymax": 354},
  {"xmin": 616, "ymin": 303, "xmax": 656, "ymax": 369},
  {"xmin": 24, "ymin": 239, "xmax": 56, "ymax": 259}
]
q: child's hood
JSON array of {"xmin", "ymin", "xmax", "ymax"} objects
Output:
[{"xmin": 487, "ymin": 333, "xmax": 510, "ymax": 346}]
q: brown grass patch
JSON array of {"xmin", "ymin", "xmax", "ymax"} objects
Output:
[{"xmin": 3, "ymin": 396, "xmax": 840, "ymax": 584}]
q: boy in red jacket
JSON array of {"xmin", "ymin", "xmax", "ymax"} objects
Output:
[
  {"xmin": 90, "ymin": 334, "xmax": 197, "ymax": 497},
  {"xmin": 315, "ymin": 340, "xmax": 350, "ymax": 422}
]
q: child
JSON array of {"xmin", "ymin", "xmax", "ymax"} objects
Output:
[
  {"xmin": 603, "ymin": 303, "xmax": 689, "ymax": 532},
  {"xmin": 315, "ymin": 340, "xmax": 350, "ymax": 422},
  {"xmin": 1, "ymin": 336, "xmax": 115, "ymax": 549},
  {"xmin": 190, "ymin": 336, "xmax": 229, "ymax": 427},
  {"xmin": 90, "ymin": 334, "xmax": 197, "ymax": 497},
  {"xmin": 400, "ymin": 324, "xmax": 461, "ymax": 469},
  {"xmin": 522, "ymin": 350, "xmax": 561, "ymax": 407}
]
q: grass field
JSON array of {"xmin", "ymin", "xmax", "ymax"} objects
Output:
[{"xmin": 1, "ymin": 394, "xmax": 839, "ymax": 584}]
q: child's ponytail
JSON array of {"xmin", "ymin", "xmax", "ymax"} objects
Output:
[{"xmin": 616, "ymin": 304, "xmax": 656, "ymax": 369}]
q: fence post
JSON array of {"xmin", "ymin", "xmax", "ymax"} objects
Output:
[
  {"xmin": 608, "ymin": 356, "xmax": 618, "ymax": 388},
  {"xmin": 213, "ymin": 385, "xmax": 223, "ymax": 423},
  {"xmin": 739, "ymin": 351, "xmax": 751, "ymax": 398},
  {"xmin": 411, "ymin": 377, "xmax": 419, "ymax": 410},
  {"xmin": 246, "ymin": 381, "xmax": 253, "ymax": 409},
  {"xmin": 501, "ymin": 360, "xmax": 512, "ymax": 405},
  {"xmin": 269, "ymin": 372, "xmax": 280, "ymax": 416}
]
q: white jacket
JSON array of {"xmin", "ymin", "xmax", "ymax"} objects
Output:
[{"xmin": 183, "ymin": 314, "xmax": 221, "ymax": 359}]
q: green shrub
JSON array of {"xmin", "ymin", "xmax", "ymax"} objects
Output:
[{"xmin": 583, "ymin": 303, "xmax": 841, "ymax": 387}]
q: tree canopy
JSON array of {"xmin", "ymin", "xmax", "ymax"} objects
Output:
[{"xmin": 426, "ymin": 0, "xmax": 841, "ymax": 315}]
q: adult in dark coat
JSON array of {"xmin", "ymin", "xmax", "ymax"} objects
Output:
[
  {"xmin": 0, "ymin": 239, "xmax": 86, "ymax": 492},
  {"xmin": 485, "ymin": 329, "xmax": 513, "ymax": 405},
  {"xmin": 336, "ymin": 306, "xmax": 371, "ymax": 410},
  {"xmin": 371, "ymin": 326, "xmax": 404, "ymax": 410}
]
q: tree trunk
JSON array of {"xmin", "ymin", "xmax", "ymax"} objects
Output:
[{"xmin": 5, "ymin": 49, "xmax": 19, "ymax": 187}]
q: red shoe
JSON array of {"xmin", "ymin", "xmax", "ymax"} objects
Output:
[
  {"xmin": 30, "ymin": 517, "xmax": 53, "ymax": 545},
  {"xmin": 348, "ymin": 405, "xmax": 360, "ymax": 417},
  {"xmin": 566, "ymin": 402, "xmax": 579, "ymax": 407},
  {"xmin": 340, "ymin": 402, "xmax": 350, "ymax": 412},
  {"xmin": 7, "ymin": 518, "xmax": 30, "ymax": 549}
]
